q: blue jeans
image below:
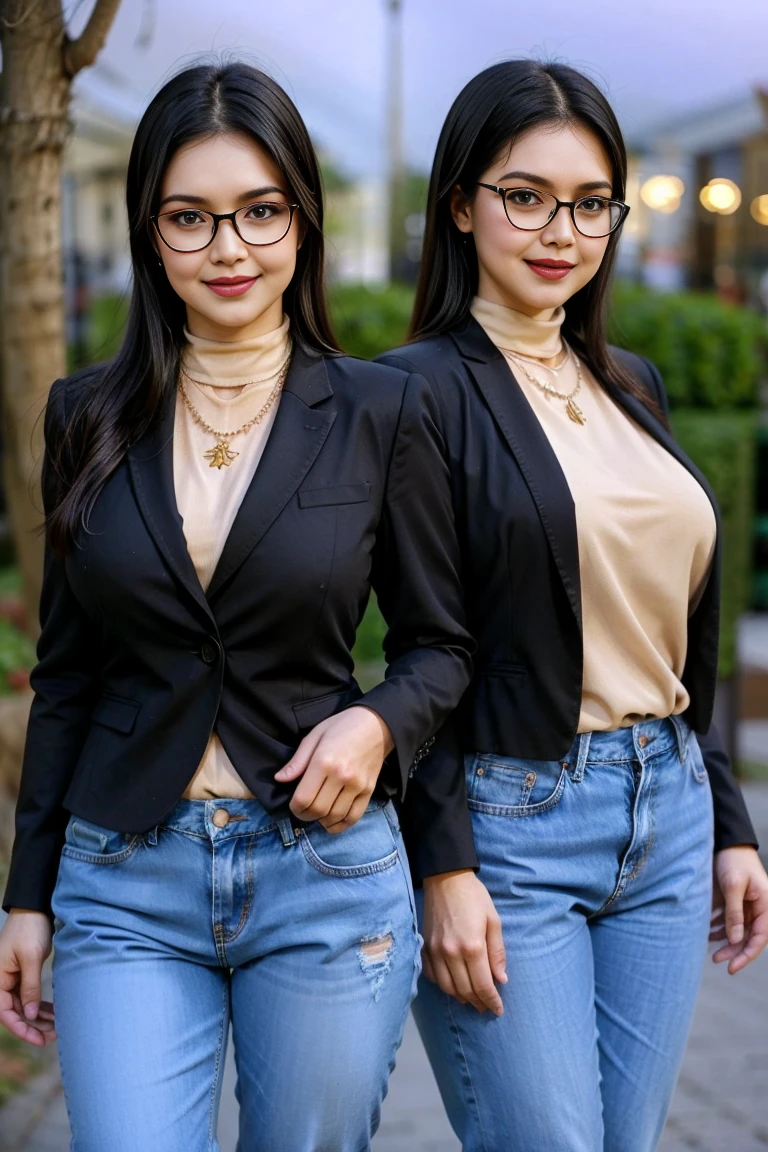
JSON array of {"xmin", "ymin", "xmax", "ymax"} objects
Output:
[
  {"xmin": 51, "ymin": 797, "xmax": 420, "ymax": 1152},
  {"xmin": 413, "ymin": 717, "xmax": 714, "ymax": 1152}
]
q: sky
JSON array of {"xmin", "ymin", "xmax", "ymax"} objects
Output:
[{"xmin": 65, "ymin": 0, "xmax": 768, "ymax": 177}]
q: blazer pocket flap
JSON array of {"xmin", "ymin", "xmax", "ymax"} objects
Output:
[
  {"xmin": 298, "ymin": 483, "xmax": 370, "ymax": 508},
  {"xmin": 92, "ymin": 696, "xmax": 140, "ymax": 734},
  {"xmin": 293, "ymin": 687, "xmax": 362, "ymax": 732}
]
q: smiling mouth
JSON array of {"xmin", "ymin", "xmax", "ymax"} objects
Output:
[
  {"xmin": 204, "ymin": 276, "xmax": 260, "ymax": 297},
  {"xmin": 524, "ymin": 260, "xmax": 575, "ymax": 280}
]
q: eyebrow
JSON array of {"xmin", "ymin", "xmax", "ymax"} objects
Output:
[
  {"xmin": 157, "ymin": 186, "xmax": 287, "ymax": 209},
  {"xmin": 497, "ymin": 170, "xmax": 613, "ymax": 193}
]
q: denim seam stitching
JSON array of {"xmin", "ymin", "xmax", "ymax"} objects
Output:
[
  {"xmin": 444, "ymin": 994, "xmax": 491, "ymax": 1152},
  {"xmin": 221, "ymin": 836, "xmax": 255, "ymax": 945},
  {"xmin": 298, "ymin": 833, "xmax": 399, "ymax": 877},
  {"xmin": 60, "ymin": 837, "xmax": 142, "ymax": 866},
  {"xmin": 207, "ymin": 981, "xmax": 229, "ymax": 1148},
  {"xmin": 466, "ymin": 767, "xmax": 567, "ymax": 817}
]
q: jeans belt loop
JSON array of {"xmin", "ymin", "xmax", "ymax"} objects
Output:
[
  {"xmin": 572, "ymin": 731, "xmax": 591, "ymax": 783},
  {"xmin": 277, "ymin": 818, "xmax": 297, "ymax": 848},
  {"xmin": 670, "ymin": 714, "xmax": 690, "ymax": 763}
]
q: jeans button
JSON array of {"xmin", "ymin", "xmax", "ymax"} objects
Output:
[
  {"xmin": 212, "ymin": 808, "xmax": 230, "ymax": 828},
  {"xmin": 201, "ymin": 638, "xmax": 220, "ymax": 665}
]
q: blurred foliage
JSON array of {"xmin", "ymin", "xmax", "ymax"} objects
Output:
[
  {"xmin": 0, "ymin": 1027, "xmax": 44, "ymax": 1108},
  {"xmin": 329, "ymin": 282, "xmax": 413, "ymax": 359},
  {"xmin": 671, "ymin": 412, "xmax": 756, "ymax": 678},
  {"xmin": 67, "ymin": 291, "xmax": 130, "ymax": 373},
  {"xmin": 0, "ymin": 618, "xmax": 36, "ymax": 693},
  {"xmin": 609, "ymin": 284, "xmax": 766, "ymax": 409}
]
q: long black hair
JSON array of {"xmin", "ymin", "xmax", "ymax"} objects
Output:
[
  {"xmin": 48, "ymin": 61, "xmax": 340, "ymax": 556},
  {"xmin": 410, "ymin": 60, "xmax": 649, "ymax": 405}
]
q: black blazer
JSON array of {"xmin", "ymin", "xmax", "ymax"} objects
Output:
[
  {"xmin": 379, "ymin": 317, "xmax": 757, "ymax": 881},
  {"xmin": 3, "ymin": 348, "xmax": 473, "ymax": 916}
]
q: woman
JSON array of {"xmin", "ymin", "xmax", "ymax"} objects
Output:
[
  {"xmin": 379, "ymin": 60, "xmax": 768, "ymax": 1152},
  {"xmin": 0, "ymin": 63, "xmax": 473, "ymax": 1152}
]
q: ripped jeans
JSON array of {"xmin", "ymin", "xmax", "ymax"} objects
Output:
[{"xmin": 51, "ymin": 797, "xmax": 420, "ymax": 1152}]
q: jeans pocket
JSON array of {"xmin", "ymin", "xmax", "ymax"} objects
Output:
[
  {"xmin": 466, "ymin": 753, "xmax": 568, "ymax": 816},
  {"xmin": 60, "ymin": 815, "xmax": 143, "ymax": 865},
  {"xmin": 687, "ymin": 735, "xmax": 709, "ymax": 784},
  {"xmin": 299, "ymin": 802, "xmax": 400, "ymax": 877}
]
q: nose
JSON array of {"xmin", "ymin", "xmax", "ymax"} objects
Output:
[
  {"xmin": 209, "ymin": 218, "xmax": 249, "ymax": 263},
  {"xmin": 539, "ymin": 203, "xmax": 578, "ymax": 246}
]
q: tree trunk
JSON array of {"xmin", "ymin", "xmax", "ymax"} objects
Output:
[{"xmin": 0, "ymin": 0, "xmax": 121, "ymax": 629}]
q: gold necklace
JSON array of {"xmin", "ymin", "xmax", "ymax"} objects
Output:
[
  {"xmin": 498, "ymin": 344, "xmax": 569, "ymax": 374},
  {"xmin": 504, "ymin": 345, "xmax": 587, "ymax": 426},
  {"xmin": 179, "ymin": 359, "xmax": 290, "ymax": 468}
]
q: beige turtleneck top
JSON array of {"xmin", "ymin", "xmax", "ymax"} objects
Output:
[
  {"xmin": 176, "ymin": 317, "xmax": 291, "ymax": 799},
  {"xmin": 471, "ymin": 296, "xmax": 717, "ymax": 733}
]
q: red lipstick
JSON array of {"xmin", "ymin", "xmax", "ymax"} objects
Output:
[
  {"xmin": 524, "ymin": 259, "xmax": 575, "ymax": 281},
  {"xmin": 205, "ymin": 275, "xmax": 259, "ymax": 297}
]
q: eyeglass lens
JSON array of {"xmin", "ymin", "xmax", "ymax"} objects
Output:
[
  {"xmin": 502, "ymin": 189, "xmax": 623, "ymax": 237},
  {"xmin": 155, "ymin": 202, "xmax": 293, "ymax": 251}
]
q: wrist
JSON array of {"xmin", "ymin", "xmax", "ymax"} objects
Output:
[
  {"xmin": 353, "ymin": 706, "xmax": 395, "ymax": 757},
  {"xmin": 424, "ymin": 869, "xmax": 476, "ymax": 889}
]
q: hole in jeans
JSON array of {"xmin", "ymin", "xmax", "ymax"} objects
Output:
[{"xmin": 358, "ymin": 933, "xmax": 395, "ymax": 1001}]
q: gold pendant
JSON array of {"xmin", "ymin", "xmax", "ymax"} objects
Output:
[
  {"xmin": 566, "ymin": 398, "xmax": 586, "ymax": 425},
  {"xmin": 204, "ymin": 440, "xmax": 239, "ymax": 469}
]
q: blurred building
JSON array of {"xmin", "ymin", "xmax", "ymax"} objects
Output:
[
  {"xmin": 624, "ymin": 87, "xmax": 768, "ymax": 305},
  {"xmin": 62, "ymin": 92, "xmax": 134, "ymax": 356}
]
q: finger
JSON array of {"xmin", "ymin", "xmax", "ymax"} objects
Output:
[
  {"xmin": 429, "ymin": 955, "xmax": 463, "ymax": 1003},
  {"xmin": 0, "ymin": 994, "xmax": 52, "ymax": 1046},
  {"xmin": 466, "ymin": 953, "xmax": 504, "ymax": 1016},
  {"xmin": 319, "ymin": 786, "xmax": 359, "ymax": 832},
  {"xmin": 275, "ymin": 730, "xmax": 322, "ymax": 783},
  {"xmin": 19, "ymin": 960, "xmax": 43, "ymax": 1023},
  {"xmin": 449, "ymin": 959, "xmax": 487, "ymax": 1014},
  {"xmin": 727, "ymin": 911, "xmax": 768, "ymax": 974},
  {"xmin": 291, "ymin": 774, "xmax": 341, "ymax": 821},
  {"xmin": 422, "ymin": 950, "xmax": 437, "ymax": 985},
  {"xmin": 723, "ymin": 882, "xmax": 746, "ymax": 946},
  {"xmin": 324, "ymin": 792, "xmax": 370, "ymax": 833},
  {"xmin": 486, "ymin": 915, "xmax": 508, "ymax": 986}
]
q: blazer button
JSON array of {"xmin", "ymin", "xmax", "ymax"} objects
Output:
[{"xmin": 201, "ymin": 639, "xmax": 220, "ymax": 665}]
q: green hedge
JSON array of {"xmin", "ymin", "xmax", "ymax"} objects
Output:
[
  {"xmin": 329, "ymin": 283, "xmax": 413, "ymax": 360},
  {"xmin": 670, "ymin": 412, "xmax": 756, "ymax": 678},
  {"xmin": 609, "ymin": 284, "xmax": 765, "ymax": 409}
]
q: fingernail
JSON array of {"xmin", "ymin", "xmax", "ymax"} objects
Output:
[
  {"xmin": 730, "ymin": 927, "xmax": 744, "ymax": 944},
  {"xmin": 500, "ymin": 972, "xmax": 508, "ymax": 983},
  {"xmin": 24, "ymin": 1003, "xmax": 37, "ymax": 1021}
]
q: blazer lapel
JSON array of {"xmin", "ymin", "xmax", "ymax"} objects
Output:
[
  {"xmin": 452, "ymin": 318, "xmax": 582, "ymax": 628},
  {"xmin": 206, "ymin": 346, "xmax": 336, "ymax": 601},
  {"xmin": 127, "ymin": 396, "xmax": 214, "ymax": 623}
]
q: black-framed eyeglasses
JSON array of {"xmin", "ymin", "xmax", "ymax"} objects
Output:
[
  {"xmin": 151, "ymin": 201, "xmax": 300, "ymax": 253},
  {"xmin": 476, "ymin": 183, "xmax": 630, "ymax": 238}
]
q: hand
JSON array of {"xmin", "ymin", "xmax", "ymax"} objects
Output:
[
  {"xmin": 275, "ymin": 706, "xmax": 394, "ymax": 832},
  {"xmin": 0, "ymin": 909, "xmax": 57, "ymax": 1046},
  {"xmin": 710, "ymin": 846, "xmax": 768, "ymax": 974},
  {"xmin": 422, "ymin": 870, "xmax": 507, "ymax": 1016}
]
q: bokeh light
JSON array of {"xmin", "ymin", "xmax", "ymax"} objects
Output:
[
  {"xmin": 750, "ymin": 194, "xmax": 768, "ymax": 226},
  {"xmin": 640, "ymin": 175, "xmax": 685, "ymax": 213},
  {"xmin": 699, "ymin": 178, "xmax": 742, "ymax": 215}
]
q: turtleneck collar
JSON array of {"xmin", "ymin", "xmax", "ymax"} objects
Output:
[
  {"xmin": 182, "ymin": 316, "xmax": 291, "ymax": 389},
  {"xmin": 470, "ymin": 296, "xmax": 565, "ymax": 360}
]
